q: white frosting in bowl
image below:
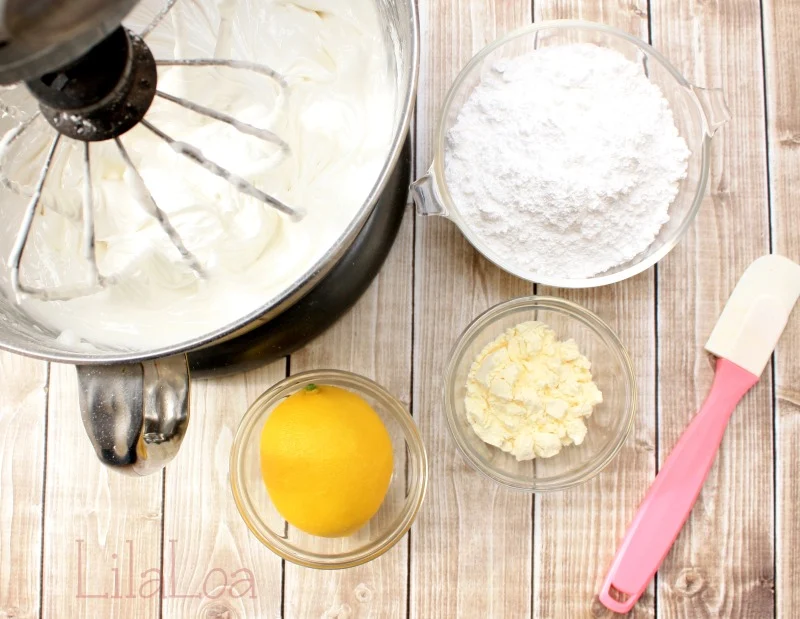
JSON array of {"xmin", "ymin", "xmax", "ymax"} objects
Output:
[{"xmin": 0, "ymin": 0, "xmax": 397, "ymax": 351}]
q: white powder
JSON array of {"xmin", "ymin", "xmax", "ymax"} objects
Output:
[{"xmin": 445, "ymin": 44, "xmax": 691, "ymax": 279}]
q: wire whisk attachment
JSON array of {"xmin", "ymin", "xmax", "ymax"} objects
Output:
[{"xmin": 2, "ymin": 54, "xmax": 298, "ymax": 302}]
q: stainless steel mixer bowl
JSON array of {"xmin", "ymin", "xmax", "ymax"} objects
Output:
[{"xmin": 0, "ymin": 0, "xmax": 419, "ymax": 475}]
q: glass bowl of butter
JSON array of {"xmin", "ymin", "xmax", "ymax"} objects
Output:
[{"xmin": 443, "ymin": 296, "xmax": 636, "ymax": 492}]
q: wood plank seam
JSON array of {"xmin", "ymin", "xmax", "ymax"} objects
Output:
[
  {"xmin": 645, "ymin": 6, "xmax": 661, "ymax": 618},
  {"xmin": 157, "ymin": 467, "xmax": 165, "ymax": 619},
  {"xmin": 761, "ymin": 0, "xmax": 800, "ymax": 615},
  {"xmin": 38, "ymin": 362, "xmax": 50, "ymax": 619},
  {"xmin": 758, "ymin": 1, "xmax": 779, "ymax": 616},
  {"xmin": 406, "ymin": 76, "xmax": 418, "ymax": 619}
]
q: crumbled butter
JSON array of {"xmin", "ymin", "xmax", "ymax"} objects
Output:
[{"xmin": 464, "ymin": 320, "xmax": 603, "ymax": 460}]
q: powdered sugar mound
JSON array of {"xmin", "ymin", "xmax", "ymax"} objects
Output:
[{"xmin": 445, "ymin": 44, "xmax": 691, "ymax": 279}]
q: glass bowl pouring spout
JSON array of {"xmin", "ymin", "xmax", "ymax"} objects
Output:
[{"xmin": 690, "ymin": 85, "xmax": 732, "ymax": 136}]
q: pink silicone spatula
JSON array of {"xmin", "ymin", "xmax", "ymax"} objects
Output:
[{"xmin": 599, "ymin": 254, "xmax": 800, "ymax": 614}]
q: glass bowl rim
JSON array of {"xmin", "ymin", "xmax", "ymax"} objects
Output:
[
  {"xmin": 230, "ymin": 368, "xmax": 429, "ymax": 569},
  {"xmin": 431, "ymin": 19, "xmax": 712, "ymax": 289},
  {"xmin": 443, "ymin": 295, "xmax": 637, "ymax": 492}
]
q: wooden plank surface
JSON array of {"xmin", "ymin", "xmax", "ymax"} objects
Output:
[
  {"xmin": 0, "ymin": 353, "xmax": 47, "ymax": 619},
  {"xmin": 0, "ymin": 0, "xmax": 798, "ymax": 617},
  {"xmin": 282, "ymin": 209, "xmax": 414, "ymax": 619},
  {"xmin": 161, "ymin": 363, "xmax": 285, "ymax": 619},
  {"xmin": 532, "ymin": 2, "xmax": 657, "ymax": 617},
  {"xmin": 651, "ymin": 0, "xmax": 775, "ymax": 616},
  {"xmin": 763, "ymin": 0, "xmax": 800, "ymax": 616},
  {"xmin": 411, "ymin": 1, "xmax": 534, "ymax": 618},
  {"xmin": 41, "ymin": 364, "xmax": 163, "ymax": 619}
]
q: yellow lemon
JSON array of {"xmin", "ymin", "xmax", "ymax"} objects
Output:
[{"xmin": 259, "ymin": 384, "xmax": 394, "ymax": 537}]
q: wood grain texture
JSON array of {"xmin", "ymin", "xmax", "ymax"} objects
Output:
[
  {"xmin": 0, "ymin": 353, "xmax": 46, "ymax": 619},
  {"xmin": 411, "ymin": 1, "xmax": 533, "ymax": 618},
  {"xmin": 42, "ymin": 363, "xmax": 162, "ymax": 619},
  {"xmin": 283, "ymin": 209, "xmax": 414, "ymax": 619},
  {"xmin": 532, "ymin": 2, "xmax": 657, "ymax": 617},
  {"xmin": 161, "ymin": 363, "xmax": 285, "ymax": 619},
  {"xmin": 651, "ymin": 0, "xmax": 775, "ymax": 616},
  {"xmin": 1, "ymin": 1, "xmax": 797, "ymax": 617},
  {"xmin": 762, "ymin": 0, "xmax": 800, "ymax": 616}
]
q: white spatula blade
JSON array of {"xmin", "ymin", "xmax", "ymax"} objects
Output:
[{"xmin": 705, "ymin": 254, "xmax": 800, "ymax": 377}]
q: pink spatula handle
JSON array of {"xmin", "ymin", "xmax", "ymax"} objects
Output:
[{"xmin": 599, "ymin": 358, "xmax": 760, "ymax": 614}]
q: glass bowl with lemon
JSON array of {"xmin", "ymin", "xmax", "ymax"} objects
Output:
[{"xmin": 230, "ymin": 369, "xmax": 428, "ymax": 569}]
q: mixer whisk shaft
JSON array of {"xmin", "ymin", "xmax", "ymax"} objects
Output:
[
  {"xmin": 81, "ymin": 144, "xmax": 101, "ymax": 286},
  {"xmin": 140, "ymin": 0, "xmax": 178, "ymax": 38},
  {"xmin": 156, "ymin": 59, "xmax": 288, "ymax": 87},
  {"xmin": 155, "ymin": 90, "xmax": 289, "ymax": 152}
]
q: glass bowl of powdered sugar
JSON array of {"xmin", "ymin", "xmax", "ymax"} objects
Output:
[
  {"xmin": 443, "ymin": 296, "xmax": 637, "ymax": 491},
  {"xmin": 411, "ymin": 20, "xmax": 730, "ymax": 288}
]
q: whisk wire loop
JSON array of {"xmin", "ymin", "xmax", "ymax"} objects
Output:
[
  {"xmin": 114, "ymin": 136, "xmax": 206, "ymax": 277},
  {"xmin": 5, "ymin": 134, "xmax": 105, "ymax": 302},
  {"xmin": 8, "ymin": 139, "xmax": 110, "ymax": 301},
  {"xmin": 0, "ymin": 112, "xmax": 41, "ymax": 194},
  {"xmin": 156, "ymin": 59, "xmax": 288, "ymax": 88},
  {"xmin": 140, "ymin": 119, "xmax": 302, "ymax": 220}
]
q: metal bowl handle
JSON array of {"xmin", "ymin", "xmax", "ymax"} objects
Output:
[{"xmin": 76, "ymin": 355, "xmax": 190, "ymax": 476}]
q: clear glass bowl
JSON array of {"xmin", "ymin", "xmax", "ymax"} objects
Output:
[
  {"xmin": 230, "ymin": 369, "xmax": 428, "ymax": 569},
  {"xmin": 412, "ymin": 20, "xmax": 730, "ymax": 288},
  {"xmin": 443, "ymin": 296, "xmax": 636, "ymax": 491}
]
